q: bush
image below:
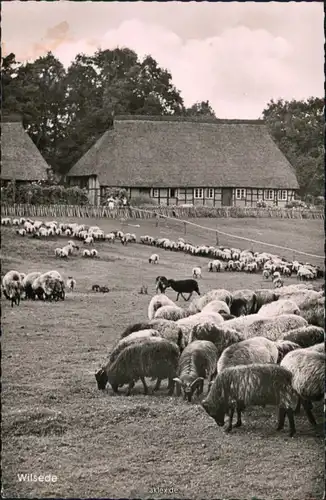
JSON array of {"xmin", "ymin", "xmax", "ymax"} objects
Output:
[
  {"xmin": 130, "ymin": 195, "xmax": 158, "ymax": 207},
  {"xmin": 1, "ymin": 181, "xmax": 89, "ymax": 205}
]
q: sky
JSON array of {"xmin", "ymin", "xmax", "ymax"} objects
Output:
[{"xmin": 2, "ymin": 1, "xmax": 323, "ymax": 119}]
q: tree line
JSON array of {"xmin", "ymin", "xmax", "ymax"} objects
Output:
[{"xmin": 2, "ymin": 49, "xmax": 323, "ymax": 197}]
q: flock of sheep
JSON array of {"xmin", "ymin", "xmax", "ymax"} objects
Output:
[
  {"xmin": 2, "ymin": 217, "xmax": 323, "ymax": 287},
  {"xmin": 2, "ymin": 215, "xmax": 325, "ymax": 439},
  {"xmin": 1, "ymin": 269, "xmax": 75, "ymax": 306},
  {"xmin": 95, "ymin": 282, "xmax": 324, "ymax": 437}
]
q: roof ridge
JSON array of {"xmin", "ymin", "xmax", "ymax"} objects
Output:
[{"xmin": 114, "ymin": 115, "xmax": 265, "ymax": 125}]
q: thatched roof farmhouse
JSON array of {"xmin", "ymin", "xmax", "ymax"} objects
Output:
[
  {"xmin": 1, "ymin": 117, "xmax": 49, "ymax": 183},
  {"xmin": 67, "ymin": 116, "xmax": 299, "ymax": 207}
]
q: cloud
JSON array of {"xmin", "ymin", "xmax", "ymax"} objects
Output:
[{"xmin": 2, "ymin": 1, "xmax": 323, "ymax": 118}]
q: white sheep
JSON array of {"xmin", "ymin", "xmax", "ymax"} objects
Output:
[
  {"xmin": 280, "ymin": 349, "xmax": 325, "ymax": 426},
  {"xmin": 208, "ymin": 260, "xmax": 222, "ymax": 272},
  {"xmin": 2, "ymin": 270, "xmax": 23, "ymax": 307},
  {"xmin": 90, "ymin": 249, "xmax": 98, "ymax": 258},
  {"xmin": 273, "ymin": 277, "xmax": 284, "ymax": 288},
  {"xmin": 148, "ymin": 294, "xmax": 176, "ymax": 320},
  {"xmin": 54, "ymin": 248, "xmax": 63, "ymax": 257},
  {"xmin": 154, "ymin": 305, "xmax": 188, "ymax": 321},
  {"xmin": 224, "ymin": 314, "xmax": 308, "ymax": 341},
  {"xmin": 201, "ymin": 300, "xmax": 230, "ymax": 316},
  {"xmin": 257, "ymin": 299, "xmax": 300, "ymax": 318},
  {"xmin": 84, "ymin": 236, "xmax": 94, "ymax": 245},
  {"xmin": 192, "ymin": 266, "xmax": 202, "ymax": 279},
  {"xmin": 83, "ymin": 249, "xmax": 91, "ymax": 257},
  {"xmin": 1, "ymin": 217, "xmax": 11, "ymax": 226},
  {"xmin": 149, "ymin": 254, "xmax": 159, "ymax": 264}
]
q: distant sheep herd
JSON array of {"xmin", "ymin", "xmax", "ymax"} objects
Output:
[
  {"xmin": 2, "ymin": 216, "xmax": 324, "ymax": 287},
  {"xmin": 2, "ymin": 216, "xmax": 325, "ymax": 438}
]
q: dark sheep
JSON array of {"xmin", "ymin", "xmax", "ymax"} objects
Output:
[
  {"xmin": 166, "ymin": 278, "xmax": 200, "ymax": 301},
  {"xmin": 282, "ymin": 325, "xmax": 324, "ymax": 348},
  {"xmin": 202, "ymin": 364, "xmax": 297, "ymax": 437},
  {"xmin": 95, "ymin": 337, "xmax": 179, "ymax": 395},
  {"xmin": 92, "ymin": 284, "xmax": 101, "ymax": 292}
]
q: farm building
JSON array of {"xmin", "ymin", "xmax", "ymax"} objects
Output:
[
  {"xmin": 67, "ymin": 115, "xmax": 299, "ymax": 207},
  {"xmin": 1, "ymin": 115, "xmax": 50, "ymax": 186}
]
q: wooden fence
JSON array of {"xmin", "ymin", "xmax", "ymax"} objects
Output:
[{"xmin": 1, "ymin": 203, "xmax": 324, "ymax": 220}]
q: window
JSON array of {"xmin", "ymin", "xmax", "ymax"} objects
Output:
[
  {"xmin": 264, "ymin": 189, "xmax": 274, "ymax": 201},
  {"xmin": 206, "ymin": 188, "xmax": 214, "ymax": 199},
  {"xmin": 169, "ymin": 188, "xmax": 177, "ymax": 198},
  {"xmin": 278, "ymin": 190, "xmax": 287, "ymax": 201},
  {"xmin": 236, "ymin": 188, "xmax": 246, "ymax": 200},
  {"xmin": 152, "ymin": 188, "xmax": 159, "ymax": 198},
  {"xmin": 194, "ymin": 188, "xmax": 203, "ymax": 199}
]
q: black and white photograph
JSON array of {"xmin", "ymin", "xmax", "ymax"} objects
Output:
[{"xmin": 1, "ymin": 1, "xmax": 324, "ymax": 499}]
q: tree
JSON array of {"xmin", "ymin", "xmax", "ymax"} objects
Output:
[
  {"xmin": 262, "ymin": 98, "xmax": 324, "ymax": 198},
  {"xmin": 59, "ymin": 48, "xmax": 185, "ymax": 173},
  {"xmin": 184, "ymin": 100, "xmax": 216, "ymax": 118},
  {"xmin": 1, "ymin": 52, "xmax": 21, "ymax": 112}
]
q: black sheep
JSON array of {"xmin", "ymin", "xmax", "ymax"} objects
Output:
[{"xmin": 166, "ymin": 279, "xmax": 200, "ymax": 301}]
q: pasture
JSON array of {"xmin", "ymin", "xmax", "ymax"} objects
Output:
[{"xmin": 1, "ymin": 216, "xmax": 324, "ymax": 499}]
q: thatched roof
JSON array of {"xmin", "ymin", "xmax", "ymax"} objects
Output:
[
  {"xmin": 67, "ymin": 116, "xmax": 299, "ymax": 189},
  {"xmin": 1, "ymin": 120, "xmax": 49, "ymax": 181}
]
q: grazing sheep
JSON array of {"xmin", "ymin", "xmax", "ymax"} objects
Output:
[
  {"xmin": 109, "ymin": 329, "xmax": 161, "ymax": 364},
  {"xmin": 196, "ymin": 289, "xmax": 233, "ymax": 310},
  {"xmin": 217, "ymin": 337, "xmax": 279, "ymax": 373},
  {"xmin": 32, "ymin": 271, "xmax": 65, "ymax": 302},
  {"xmin": 95, "ymin": 337, "xmax": 179, "ymax": 395},
  {"xmin": 263, "ymin": 269, "xmax": 271, "ymax": 280},
  {"xmin": 165, "ymin": 278, "xmax": 200, "ymax": 301},
  {"xmin": 192, "ymin": 266, "xmax": 202, "ymax": 279},
  {"xmin": 254, "ymin": 289, "xmax": 278, "ymax": 312},
  {"xmin": 257, "ymin": 299, "xmax": 300, "ymax": 318},
  {"xmin": 90, "ymin": 249, "xmax": 98, "ymax": 258},
  {"xmin": 99, "ymin": 286, "xmax": 110, "ymax": 293},
  {"xmin": 281, "ymin": 349, "xmax": 325, "ymax": 426},
  {"xmin": 1, "ymin": 217, "xmax": 11, "ymax": 226},
  {"xmin": 230, "ymin": 290, "xmax": 257, "ymax": 317},
  {"xmin": 54, "ymin": 248, "xmax": 63, "ymax": 258},
  {"xmin": 83, "ymin": 249, "xmax": 91, "ymax": 257},
  {"xmin": 208, "ymin": 260, "xmax": 222, "ymax": 272},
  {"xmin": 282, "ymin": 325, "xmax": 324, "ymax": 348},
  {"xmin": 201, "ymin": 300, "xmax": 230, "ymax": 316},
  {"xmin": 154, "ymin": 305, "xmax": 188, "ymax": 321},
  {"xmin": 306, "ymin": 343, "xmax": 324, "ymax": 353},
  {"xmin": 189, "ymin": 322, "xmax": 243, "ymax": 356},
  {"xmin": 2, "ymin": 270, "xmax": 23, "ymax": 307},
  {"xmin": 148, "ymin": 293, "xmax": 176, "ymax": 320},
  {"xmin": 202, "ymin": 364, "xmax": 297, "ymax": 436},
  {"xmin": 224, "ymin": 314, "xmax": 308, "ymax": 341},
  {"xmin": 274, "ymin": 340, "xmax": 301, "ymax": 363},
  {"xmin": 84, "ymin": 236, "xmax": 94, "ymax": 245},
  {"xmin": 149, "ymin": 254, "xmax": 159, "ymax": 264},
  {"xmin": 174, "ymin": 340, "xmax": 218, "ymax": 401},
  {"xmin": 177, "ymin": 311, "xmax": 224, "ymax": 329},
  {"xmin": 92, "ymin": 284, "xmax": 101, "ymax": 292},
  {"xmin": 22, "ymin": 271, "xmax": 42, "ymax": 300},
  {"xmin": 273, "ymin": 277, "xmax": 284, "ymax": 288},
  {"xmin": 120, "ymin": 319, "xmax": 185, "ymax": 353},
  {"xmin": 66, "ymin": 277, "xmax": 76, "ymax": 291}
]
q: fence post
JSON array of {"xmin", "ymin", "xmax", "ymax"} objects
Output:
[
  {"xmin": 184, "ymin": 222, "xmax": 187, "ymax": 235},
  {"xmin": 216, "ymin": 231, "xmax": 219, "ymax": 246}
]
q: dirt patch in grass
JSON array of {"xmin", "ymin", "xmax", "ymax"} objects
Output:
[{"xmin": 1, "ymin": 218, "xmax": 324, "ymax": 499}]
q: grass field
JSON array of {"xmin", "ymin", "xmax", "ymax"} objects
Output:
[{"xmin": 1, "ymin": 217, "xmax": 324, "ymax": 499}]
